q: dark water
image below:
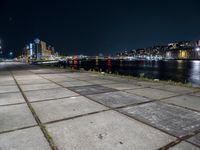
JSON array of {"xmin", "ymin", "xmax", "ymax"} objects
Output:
[{"xmin": 68, "ymin": 59, "xmax": 200, "ymax": 86}]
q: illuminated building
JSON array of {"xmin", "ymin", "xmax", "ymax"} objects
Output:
[
  {"xmin": 23, "ymin": 38, "xmax": 55, "ymax": 60},
  {"xmin": 178, "ymin": 50, "xmax": 189, "ymax": 59}
]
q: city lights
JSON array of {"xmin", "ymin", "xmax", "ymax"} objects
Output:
[{"xmin": 196, "ymin": 47, "xmax": 200, "ymax": 51}]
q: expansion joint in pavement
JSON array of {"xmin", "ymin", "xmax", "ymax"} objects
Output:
[{"xmin": 10, "ymin": 71, "xmax": 59, "ymax": 150}]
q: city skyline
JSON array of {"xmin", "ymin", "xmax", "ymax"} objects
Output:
[{"xmin": 1, "ymin": 0, "xmax": 200, "ymax": 56}]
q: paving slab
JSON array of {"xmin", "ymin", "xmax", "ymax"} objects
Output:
[
  {"xmin": 63, "ymin": 73, "xmax": 91, "ymax": 78},
  {"xmin": 119, "ymin": 102, "xmax": 200, "ymax": 137},
  {"xmin": 0, "ymin": 71, "xmax": 10, "ymax": 75},
  {"xmin": 188, "ymin": 133, "xmax": 200, "ymax": 147},
  {"xmin": 25, "ymin": 88, "xmax": 78, "ymax": 102},
  {"xmin": 0, "ymin": 127, "xmax": 51, "ymax": 150},
  {"xmin": 20, "ymin": 83, "xmax": 61, "ymax": 91},
  {"xmin": 87, "ymin": 91, "xmax": 150, "ymax": 108},
  {"xmin": 102, "ymin": 83, "xmax": 143, "ymax": 90},
  {"xmin": 15, "ymin": 75, "xmax": 42, "ymax": 80},
  {"xmin": 68, "ymin": 85, "xmax": 117, "ymax": 95},
  {"xmin": 0, "ymin": 85, "xmax": 19, "ymax": 94},
  {"xmin": 169, "ymin": 142, "xmax": 200, "ymax": 150},
  {"xmin": 137, "ymin": 81, "xmax": 165, "ymax": 87},
  {"xmin": 30, "ymin": 69, "xmax": 61, "ymax": 74},
  {"xmin": 59, "ymin": 80, "xmax": 93, "ymax": 87},
  {"xmin": 71, "ymin": 76, "xmax": 98, "ymax": 81},
  {"xmin": 163, "ymin": 95, "xmax": 200, "ymax": 111},
  {"xmin": 154, "ymin": 85, "xmax": 198, "ymax": 94},
  {"xmin": 12, "ymin": 71, "xmax": 33, "ymax": 76},
  {"xmin": 32, "ymin": 96, "xmax": 107, "ymax": 123},
  {"xmin": 191, "ymin": 92, "xmax": 200, "ymax": 97},
  {"xmin": 88, "ymin": 79, "xmax": 116, "ymax": 85},
  {"xmin": 0, "ymin": 104, "xmax": 37, "ymax": 132},
  {"xmin": 0, "ymin": 77, "xmax": 16, "ymax": 86},
  {"xmin": 17, "ymin": 79, "xmax": 52, "ymax": 85},
  {"xmin": 0, "ymin": 78, "xmax": 16, "ymax": 86},
  {"xmin": 50, "ymin": 77, "xmax": 77, "ymax": 83},
  {"xmin": 0, "ymin": 92, "xmax": 25, "ymax": 106},
  {"xmin": 46, "ymin": 110, "xmax": 175, "ymax": 150},
  {"xmin": 39, "ymin": 73, "xmax": 70, "ymax": 78},
  {"xmin": 126, "ymin": 88, "xmax": 178, "ymax": 100}
]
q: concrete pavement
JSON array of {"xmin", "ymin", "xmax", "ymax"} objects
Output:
[{"xmin": 0, "ymin": 62, "xmax": 200, "ymax": 150}]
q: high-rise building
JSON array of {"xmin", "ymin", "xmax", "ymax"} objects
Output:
[{"xmin": 23, "ymin": 38, "xmax": 55, "ymax": 60}]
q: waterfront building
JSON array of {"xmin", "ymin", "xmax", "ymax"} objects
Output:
[
  {"xmin": 118, "ymin": 40, "xmax": 200, "ymax": 60},
  {"xmin": 23, "ymin": 38, "xmax": 55, "ymax": 60}
]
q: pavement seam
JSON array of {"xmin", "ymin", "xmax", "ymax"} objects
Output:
[
  {"xmin": 159, "ymin": 129, "xmax": 200, "ymax": 149},
  {"xmin": 27, "ymin": 66, "xmax": 200, "ymax": 150},
  {"xmin": 151, "ymin": 86, "xmax": 200, "ymax": 94},
  {"xmin": 0, "ymin": 125, "xmax": 38, "ymax": 135},
  {"xmin": 185, "ymin": 140, "xmax": 200, "ymax": 149},
  {"xmin": 22, "ymin": 87, "xmax": 64, "ymax": 92},
  {"xmin": 0, "ymin": 102, "xmax": 26, "ymax": 107},
  {"xmin": 44, "ymin": 109, "xmax": 110, "ymax": 125},
  {"xmin": 29, "ymin": 95, "xmax": 81, "ymax": 104},
  {"xmin": 10, "ymin": 71, "xmax": 59, "ymax": 150},
  {"xmin": 160, "ymin": 100, "xmax": 200, "ymax": 113},
  {"xmin": 38, "ymin": 73, "xmax": 181, "ymax": 143}
]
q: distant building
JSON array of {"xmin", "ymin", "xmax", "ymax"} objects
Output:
[
  {"xmin": 118, "ymin": 40, "xmax": 200, "ymax": 60},
  {"xmin": 23, "ymin": 38, "xmax": 55, "ymax": 60}
]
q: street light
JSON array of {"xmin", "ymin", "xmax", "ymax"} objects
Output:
[
  {"xmin": 9, "ymin": 52, "xmax": 13, "ymax": 55},
  {"xmin": 196, "ymin": 47, "xmax": 200, "ymax": 52}
]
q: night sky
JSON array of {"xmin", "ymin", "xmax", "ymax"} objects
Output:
[{"xmin": 1, "ymin": 0, "xmax": 200, "ymax": 56}]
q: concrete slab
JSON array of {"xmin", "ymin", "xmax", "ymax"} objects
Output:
[
  {"xmin": 39, "ymin": 74, "xmax": 70, "ymax": 78},
  {"xmin": 169, "ymin": 142, "xmax": 200, "ymax": 150},
  {"xmin": 0, "ymin": 85, "xmax": 19, "ymax": 94},
  {"xmin": 126, "ymin": 88, "xmax": 178, "ymax": 100},
  {"xmin": 87, "ymin": 91, "xmax": 150, "ymax": 108},
  {"xmin": 46, "ymin": 111, "xmax": 175, "ymax": 150},
  {"xmin": 119, "ymin": 102, "xmax": 200, "ymax": 137},
  {"xmin": 71, "ymin": 76, "xmax": 98, "ymax": 81},
  {"xmin": 102, "ymin": 83, "xmax": 143, "ymax": 90},
  {"xmin": 0, "ymin": 127, "xmax": 51, "ymax": 150},
  {"xmin": 88, "ymin": 79, "xmax": 116, "ymax": 85},
  {"xmin": 0, "ymin": 71, "xmax": 10, "ymax": 75},
  {"xmin": 17, "ymin": 79, "xmax": 51, "ymax": 85},
  {"xmin": 154, "ymin": 85, "xmax": 198, "ymax": 94},
  {"xmin": 191, "ymin": 92, "xmax": 200, "ymax": 97},
  {"xmin": 68, "ymin": 85, "xmax": 117, "ymax": 95},
  {"xmin": 188, "ymin": 133, "xmax": 200, "ymax": 147},
  {"xmin": 0, "ymin": 80, "xmax": 16, "ymax": 86},
  {"xmin": 12, "ymin": 71, "xmax": 33, "ymax": 76},
  {"xmin": 137, "ymin": 81, "xmax": 165, "ymax": 87},
  {"xmin": 15, "ymin": 75, "xmax": 42, "ymax": 80},
  {"xmin": 163, "ymin": 95, "xmax": 200, "ymax": 111},
  {"xmin": 59, "ymin": 81, "xmax": 93, "ymax": 87},
  {"xmin": 32, "ymin": 96, "xmax": 107, "ymax": 123},
  {"xmin": 50, "ymin": 78, "xmax": 77, "ymax": 83},
  {"xmin": 20, "ymin": 83, "xmax": 61, "ymax": 91},
  {"xmin": 0, "ymin": 104, "xmax": 37, "ymax": 132},
  {"xmin": 25, "ymin": 88, "xmax": 78, "ymax": 102},
  {"xmin": 0, "ymin": 92, "xmax": 25, "ymax": 106}
]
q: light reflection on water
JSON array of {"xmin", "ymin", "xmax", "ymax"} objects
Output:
[
  {"xmin": 71, "ymin": 60, "xmax": 200, "ymax": 86},
  {"xmin": 189, "ymin": 61, "xmax": 200, "ymax": 85}
]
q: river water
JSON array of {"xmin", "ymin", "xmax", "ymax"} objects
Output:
[{"xmin": 68, "ymin": 59, "xmax": 200, "ymax": 86}]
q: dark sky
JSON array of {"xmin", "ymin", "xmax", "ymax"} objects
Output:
[{"xmin": 1, "ymin": 0, "xmax": 200, "ymax": 56}]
